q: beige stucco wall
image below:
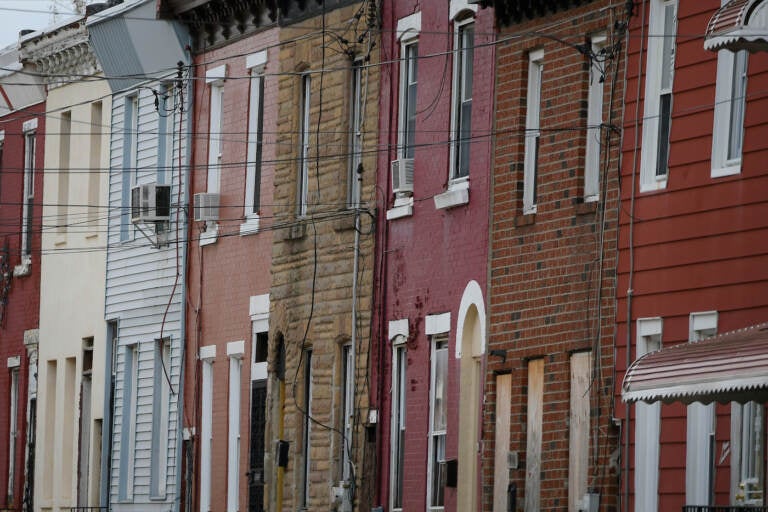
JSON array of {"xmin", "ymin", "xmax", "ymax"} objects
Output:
[{"xmin": 35, "ymin": 77, "xmax": 111, "ymax": 512}]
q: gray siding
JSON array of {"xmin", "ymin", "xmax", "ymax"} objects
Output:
[{"xmin": 106, "ymin": 80, "xmax": 187, "ymax": 509}]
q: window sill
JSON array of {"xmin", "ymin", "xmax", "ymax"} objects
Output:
[
  {"xmin": 434, "ymin": 184, "xmax": 469, "ymax": 210},
  {"xmin": 240, "ymin": 216, "xmax": 260, "ymax": 236},
  {"xmin": 199, "ymin": 222, "xmax": 218, "ymax": 247},
  {"xmin": 640, "ymin": 177, "xmax": 667, "ymax": 193},
  {"xmin": 711, "ymin": 164, "xmax": 741, "ymax": 178},
  {"xmin": 514, "ymin": 213, "xmax": 536, "ymax": 227},
  {"xmin": 13, "ymin": 257, "xmax": 31, "ymax": 277},
  {"xmin": 574, "ymin": 201, "xmax": 598, "ymax": 216},
  {"xmin": 386, "ymin": 196, "xmax": 413, "ymax": 220}
]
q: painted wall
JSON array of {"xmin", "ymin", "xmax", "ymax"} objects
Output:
[
  {"xmin": 616, "ymin": 1, "xmax": 768, "ymax": 509},
  {"xmin": 372, "ymin": 1, "xmax": 495, "ymax": 510}
]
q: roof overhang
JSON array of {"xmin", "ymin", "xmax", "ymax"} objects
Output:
[
  {"xmin": 622, "ymin": 323, "xmax": 768, "ymax": 405},
  {"xmin": 704, "ymin": 0, "xmax": 768, "ymax": 52}
]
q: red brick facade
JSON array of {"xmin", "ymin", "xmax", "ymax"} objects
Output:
[
  {"xmin": 0, "ymin": 103, "xmax": 45, "ymax": 510},
  {"xmin": 483, "ymin": 2, "xmax": 625, "ymax": 510}
]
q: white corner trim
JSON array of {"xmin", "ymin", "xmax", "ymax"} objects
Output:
[
  {"xmin": 205, "ymin": 64, "xmax": 227, "ymax": 84},
  {"xmin": 389, "ymin": 319, "xmax": 409, "ymax": 343},
  {"xmin": 434, "ymin": 186, "xmax": 469, "ymax": 210},
  {"xmin": 449, "ymin": 0, "xmax": 477, "ymax": 21},
  {"xmin": 227, "ymin": 340, "xmax": 245, "ymax": 358},
  {"xmin": 455, "ymin": 280, "xmax": 486, "ymax": 359},
  {"xmin": 246, "ymin": 50, "xmax": 268, "ymax": 70},
  {"xmin": 637, "ymin": 317, "xmax": 663, "ymax": 338},
  {"xmin": 240, "ymin": 215, "xmax": 261, "ymax": 236},
  {"xmin": 425, "ymin": 312, "xmax": 451, "ymax": 335},
  {"xmin": 199, "ymin": 345, "xmax": 216, "ymax": 362},
  {"xmin": 7, "ymin": 356, "xmax": 20, "ymax": 368},
  {"xmin": 397, "ymin": 11, "xmax": 422, "ymax": 41},
  {"xmin": 22, "ymin": 118, "xmax": 37, "ymax": 133},
  {"xmin": 386, "ymin": 196, "xmax": 414, "ymax": 220}
]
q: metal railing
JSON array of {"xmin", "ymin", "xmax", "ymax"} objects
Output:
[
  {"xmin": 69, "ymin": 508, "xmax": 108, "ymax": 512},
  {"xmin": 683, "ymin": 507, "xmax": 768, "ymax": 512}
]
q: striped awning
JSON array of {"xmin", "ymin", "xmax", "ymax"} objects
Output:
[
  {"xmin": 622, "ymin": 323, "xmax": 768, "ymax": 405},
  {"xmin": 704, "ymin": 0, "xmax": 768, "ymax": 52}
]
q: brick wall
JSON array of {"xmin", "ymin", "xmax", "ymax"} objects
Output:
[{"xmin": 484, "ymin": 3, "xmax": 626, "ymax": 511}]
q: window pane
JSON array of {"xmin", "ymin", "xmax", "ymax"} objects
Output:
[
  {"xmin": 656, "ymin": 93, "xmax": 671, "ymax": 176},
  {"xmin": 660, "ymin": 3, "xmax": 676, "ymax": 92},
  {"xmin": 403, "ymin": 43, "xmax": 418, "ymax": 158},
  {"xmin": 433, "ymin": 341, "xmax": 447, "ymax": 432},
  {"xmin": 430, "ymin": 434, "xmax": 446, "ymax": 507},
  {"xmin": 728, "ymin": 50, "xmax": 747, "ymax": 161}
]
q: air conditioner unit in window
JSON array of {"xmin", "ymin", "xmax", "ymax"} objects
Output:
[
  {"xmin": 391, "ymin": 158, "xmax": 414, "ymax": 195},
  {"xmin": 131, "ymin": 183, "xmax": 171, "ymax": 223},
  {"xmin": 193, "ymin": 192, "xmax": 220, "ymax": 222}
]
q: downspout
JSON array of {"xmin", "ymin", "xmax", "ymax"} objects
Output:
[
  {"xmin": 624, "ymin": 1, "xmax": 647, "ymax": 510},
  {"xmin": 350, "ymin": 166, "xmax": 362, "ymax": 504},
  {"xmin": 176, "ymin": 54, "xmax": 194, "ymax": 512}
]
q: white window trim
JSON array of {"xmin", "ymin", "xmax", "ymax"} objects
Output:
[
  {"xmin": 388, "ymin": 319, "xmax": 409, "ymax": 342},
  {"xmin": 150, "ymin": 340, "xmax": 171, "ymax": 499},
  {"xmin": 425, "ymin": 313, "xmax": 451, "ymax": 336},
  {"xmin": 427, "ymin": 336, "xmax": 448, "ymax": 512},
  {"xmin": 250, "ymin": 294, "xmax": 270, "ymax": 381},
  {"xmin": 390, "ymin": 343, "xmax": 407, "ymax": 512},
  {"xmin": 120, "ymin": 95, "xmax": 138, "ymax": 243},
  {"xmin": 207, "ymin": 81, "xmax": 224, "ymax": 196},
  {"xmin": 449, "ymin": 0, "xmax": 477, "ymax": 21},
  {"xmin": 348, "ymin": 59, "xmax": 364, "ymax": 209},
  {"xmin": 7, "ymin": 367, "xmax": 19, "ymax": 504},
  {"xmin": 584, "ymin": 34, "xmax": 607, "ymax": 203},
  {"xmin": 227, "ymin": 342, "xmax": 243, "ymax": 512},
  {"xmin": 523, "ymin": 49, "xmax": 544, "ymax": 214},
  {"xmin": 711, "ymin": 48, "xmax": 747, "ymax": 178},
  {"xmin": 635, "ymin": 318, "xmax": 662, "ymax": 512},
  {"xmin": 200, "ymin": 346, "xmax": 215, "ymax": 512},
  {"xmin": 121, "ymin": 345, "xmax": 139, "ymax": 501},
  {"xmin": 243, "ymin": 52, "xmax": 267, "ymax": 235},
  {"xmin": 448, "ymin": 17, "xmax": 474, "ymax": 184},
  {"xmin": 298, "ymin": 74, "xmax": 311, "ymax": 218},
  {"xmin": 640, "ymin": 0, "xmax": 678, "ymax": 192},
  {"xmin": 686, "ymin": 311, "xmax": 718, "ymax": 506},
  {"xmin": 341, "ymin": 344, "xmax": 354, "ymax": 483},
  {"xmin": 396, "ymin": 12, "xmax": 421, "ymax": 42}
]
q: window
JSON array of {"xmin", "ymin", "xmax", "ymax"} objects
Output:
[
  {"xmin": 523, "ymin": 50, "xmax": 543, "ymax": 214},
  {"xmin": 244, "ymin": 52, "xmax": 266, "ymax": 228},
  {"xmin": 89, "ymin": 102, "xmax": 103, "ymax": 227},
  {"xmin": 390, "ymin": 342, "xmax": 407, "ymax": 511},
  {"xmin": 732, "ymin": 401, "xmax": 764, "ymax": 505},
  {"xmin": 399, "ymin": 42, "xmax": 419, "ymax": 163},
  {"xmin": 7, "ymin": 367, "xmax": 19, "ymax": 504},
  {"xmin": 298, "ymin": 74, "xmax": 311, "ymax": 217},
  {"xmin": 199, "ymin": 346, "xmax": 215, "ymax": 512},
  {"xmin": 584, "ymin": 35, "xmax": 606, "ymax": 202},
  {"xmin": 151, "ymin": 340, "xmax": 171, "ymax": 499},
  {"xmin": 450, "ymin": 21, "xmax": 474, "ymax": 181},
  {"xmin": 208, "ymin": 82, "xmax": 224, "ymax": 195},
  {"xmin": 686, "ymin": 312, "xmax": 717, "ymax": 506},
  {"xmin": 0, "ymin": 131, "xmax": 4, "ymax": 198},
  {"xmin": 428, "ymin": 336, "xmax": 448, "ymax": 511},
  {"xmin": 121, "ymin": 96, "xmax": 138, "ymax": 241},
  {"xmin": 119, "ymin": 345, "xmax": 138, "ymax": 501},
  {"xmin": 635, "ymin": 317, "xmax": 662, "ymax": 512},
  {"xmin": 301, "ymin": 349, "xmax": 313, "ymax": 508},
  {"xmin": 341, "ymin": 344, "xmax": 354, "ymax": 483},
  {"xmin": 227, "ymin": 341, "xmax": 244, "ymax": 512},
  {"xmin": 21, "ymin": 120, "xmax": 37, "ymax": 261},
  {"xmin": 348, "ymin": 60, "xmax": 363, "ymax": 208},
  {"xmin": 156, "ymin": 85, "xmax": 172, "ymax": 185},
  {"xmin": 640, "ymin": 0, "xmax": 677, "ymax": 191},
  {"xmin": 58, "ymin": 111, "xmax": 71, "ymax": 234},
  {"xmin": 712, "ymin": 48, "xmax": 748, "ymax": 177}
]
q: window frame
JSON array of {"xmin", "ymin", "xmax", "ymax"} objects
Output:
[
  {"xmin": 396, "ymin": 13, "xmax": 421, "ymax": 164},
  {"xmin": 712, "ymin": 48, "xmax": 748, "ymax": 178},
  {"xmin": 21, "ymin": 120, "xmax": 37, "ymax": 262},
  {"xmin": 244, "ymin": 52, "xmax": 267, "ymax": 231},
  {"xmin": 297, "ymin": 73, "xmax": 311, "ymax": 218},
  {"xmin": 119, "ymin": 344, "xmax": 138, "ymax": 501},
  {"xmin": 150, "ymin": 339, "xmax": 171, "ymax": 500},
  {"xmin": 640, "ymin": 0, "xmax": 678, "ymax": 192},
  {"xmin": 207, "ymin": 82, "xmax": 224, "ymax": 195},
  {"xmin": 7, "ymin": 366, "xmax": 19, "ymax": 504},
  {"xmin": 227, "ymin": 341, "xmax": 244, "ymax": 512},
  {"xmin": 523, "ymin": 49, "xmax": 544, "ymax": 214},
  {"xmin": 120, "ymin": 95, "xmax": 138, "ymax": 242},
  {"xmin": 390, "ymin": 339, "xmax": 407, "ymax": 511},
  {"xmin": 584, "ymin": 34, "xmax": 607, "ymax": 202},
  {"xmin": 427, "ymin": 335, "xmax": 448, "ymax": 511},
  {"xmin": 348, "ymin": 59, "xmax": 364, "ymax": 208},
  {"xmin": 199, "ymin": 345, "xmax": 216, "ymax": 512},
  {"xmin": 449, "ymin": 18, "xmax": 474, "ymax": 184}
]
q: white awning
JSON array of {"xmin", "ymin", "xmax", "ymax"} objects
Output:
[{"xmin": 704, "ymin": 0, "xmax": 768, "ymax": 52}]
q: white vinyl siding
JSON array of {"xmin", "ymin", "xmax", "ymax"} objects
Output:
[
  {"xmin": 119, "ymin": 345, "xmax": 138, "ymax": 501},
  {"xmin": 640, "ymin": 0, "xmax": 678, "ymax": 191},
  {"xmin": 523, "ymin": 50, "xmax": 543, "ymax": 214}
]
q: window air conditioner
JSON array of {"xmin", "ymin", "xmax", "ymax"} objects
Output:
[
  {"xmin": 131, "ymin": 183, "xmax": 171, "ymax": 223},
  {"xmin": 391, "ymin": 158, "xmax": 414, "ymax": 195},
  {"xmin": 193, "ymin": 192, "xmax": 220, "ymax": 222}
]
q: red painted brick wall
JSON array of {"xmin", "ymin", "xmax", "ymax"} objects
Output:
[
  {"xmin": 184, "ymin": 28, "xmax": 278, "ymax": 512},
  {"xmin": 483, "ymin": 3, "xmax": 625, "ymax": 511},
  {"xmin": 372, "ymin": 1, "xmax": 495, "ymax": 510},
  {"xmin": 0, "ymin": 103, "xmax": 45, "ymax": 509},
  {"xmin": 617, "ymin": 1, "xmax": 768, "ymax": 509}
]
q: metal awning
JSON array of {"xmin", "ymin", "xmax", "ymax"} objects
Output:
[
  {"xmin": 622, "ymin": 323, "xmax": 768, "ymax": 405},
  {"xmin": 704, "ymin": 0, "xmax": 768, "ymax": 52}
]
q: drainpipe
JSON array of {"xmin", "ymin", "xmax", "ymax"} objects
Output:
[{"xmin": 348, "ymin": 164, "xmax": 363, "ymax": 506}]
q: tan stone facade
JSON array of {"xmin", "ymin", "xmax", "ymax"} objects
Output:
[{"xmin": 267, "ymin": 3, "xmax": 379, "ymax": 510}]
